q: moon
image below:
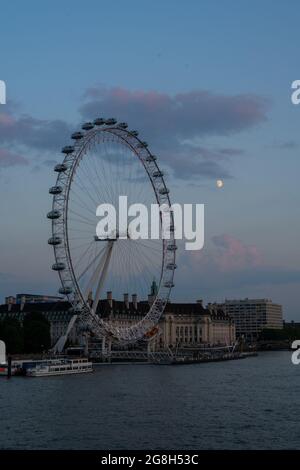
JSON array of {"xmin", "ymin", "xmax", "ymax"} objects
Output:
[{"xmin": 216, "ymin": 179, "xmax": 224, "ymax": 189}]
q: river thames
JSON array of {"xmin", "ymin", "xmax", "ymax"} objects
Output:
[{"xmin": 0, "ymin": 351, "xmax": 299, "ymax": 449}]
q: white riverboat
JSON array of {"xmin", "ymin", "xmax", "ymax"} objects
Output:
[
  {"xmin": 0, "ymin": 364, "xmax": 8, "ymax": 376},
  {"xmin": 26, "ymin": 358, "xmax": 93, "ymax": 377}
]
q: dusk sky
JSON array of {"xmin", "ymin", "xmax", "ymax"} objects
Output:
[{"xmin": 1, "ymin": 0, "xmax": 300, "ymax": 319}]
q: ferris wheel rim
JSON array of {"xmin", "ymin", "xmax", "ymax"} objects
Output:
[{"xmin": 48, "ymin": 120, "xmax": 176, "ymax": 343}]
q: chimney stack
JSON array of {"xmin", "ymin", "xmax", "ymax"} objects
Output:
[
  {"xmin": 197, "ymin": 299, "xmax": 203, "ymax": 306},
  {"xmin": 124, "ymin": 293, "xmax": 129, "ymax": 309},
  {"xmin": 132, "ymin": 294, "xmax": 137, "ymax": 310},
  {"xmin": 107, "ymin": 291, "xmax": 113, "ymax": 309}
]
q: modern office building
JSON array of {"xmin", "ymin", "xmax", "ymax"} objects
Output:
[{"xmin": 213, "ymin": 298, "xmax": 283, "ymax": 339}]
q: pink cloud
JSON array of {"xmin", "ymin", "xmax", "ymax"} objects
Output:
[
  {"xmin": 181, "ymin": 233, "xmax": 263, "ymax": 274},
  {"xmin": 211, "ymin": 234, "xmax": 263, "ymax": 271},
  {"xmin": 0, "ymin": 109, "xmax": 71, "ymax": 152},
  {"xmin": 0, "ymin": 149, "xmax": 29, "ymax": 168},
  {"xmin": 0, "ymin": 113, "xmax": 15, "ymax": 126},
  {"xmin": 82, "ymin": 87, "xmax": 268, "ymax": 138},
  {"xmin": 177, "ymin": 234, "xmax": 300, "ymax": 292}
]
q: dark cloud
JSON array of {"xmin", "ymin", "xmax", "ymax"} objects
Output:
[
  {"xmin": 277, "ymin": 141, "xmax": 298, "ymax": 150},
  {"xmin": 268, "ymin": 140, "xmax": 298, "ymax": 151},
  {"xmin": 0, "ymin": 86, "xmax": 269, "ymax": 178},
  {"xmin": 80, "ymin": 87, "xmax": 269, "ymax": 179},
  {"xmin": 0, "ymin": 107, "xmax": 72, "ymax": 154},
  {"xmin": 81, "ymin": 87, "xmax": 268, "ymax": 137},
  {"xmin": 164, "ymin": 148, "xmax": 233, "ymax": 179}
]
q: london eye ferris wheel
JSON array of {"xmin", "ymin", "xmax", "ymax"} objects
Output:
[{"xmin": 47, "ymin": 118, "xmax": 176, "ymax": 344}]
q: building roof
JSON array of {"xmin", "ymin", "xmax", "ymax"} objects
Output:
[
  {"xmin": 165, "ymin": 302, "xmax": 209, "ymax": 315},
  {"xmin": 0, "ymin": 301, "xmax": 71, "ymax": 314},
  {"xmin": 0, "ymin": 298, "xmax": 230, "ymax": 320}
]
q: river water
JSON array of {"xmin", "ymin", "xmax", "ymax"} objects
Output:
[{"xmin": 0, "ymin": 351, "xmax": 299, "ymax": 449}]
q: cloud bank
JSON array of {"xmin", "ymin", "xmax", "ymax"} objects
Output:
[
  {"xmin": 0, "ymin": 86, "xmax": 269, "ymax": 179},
  {"xmin": 80, "ymin": 87, "xmax": 269, "ymax": 179},
  {"xmin": 177, "ymin": 234, "xmax": 300, "ymax": 292}
]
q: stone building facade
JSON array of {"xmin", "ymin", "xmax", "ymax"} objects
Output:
[
  {"xmin": 155, "ymin": 301, "xmax": 235, "ymax": 349},
  {"xmin": 91, "ymin": 292, "xmax": 236, "ymax": 350}
]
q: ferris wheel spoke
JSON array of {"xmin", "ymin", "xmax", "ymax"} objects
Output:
[
  {"xmin": 134, "ymin": 239, "xmax": 163, "ymax": 253},
  {"xmin": 92, "ymin": 241, "xmax": 114, "ymax": 313},
  {"xmin": 74, "ymin": 172, "xmax": 100, "ymax": 209},
  {"xmin": 89, "ymin": 146, "xmax": 115, "ymax": 204},
  {"xmin": 123, "ymin": 241, "xmax": 149, "ymax": 297},
  {"xmin": 117, "ymin": 242, "xmax": 135, "ymax": 292},
  {"xmin": 78, "ymin": 243, "xmax": 108, "ymax": 283},
  {"xmin": 80, "ymin": 156, "xmax": 108, "ymax": 206},
  {"xmin": 73, "ymin": 240, "xmax": 95, "ymax": 271},
  {"xmin": 131, "ymin": 241, "xmax": 162, "ymax": 282},
  {"xmin": 77, "ymin": 162, "xmax": 102, "ymax": 206},
  {"xmin": 68, "ymin": 217, "xmax": 96, "ymax": 227},
  {"xmin": 70, "ymin": 240, "xmax": 96, "ymax": 252},
  {"xmin": 85, "ymin": 137, "xmax": 115, "ymax": 204},
  {"xmin": 69, "ymin": 190, "xmax": 97, "ymax": 217},
  {"xmin": 68, "ymin": 208, "xmax": 96, "ymax": 225}
]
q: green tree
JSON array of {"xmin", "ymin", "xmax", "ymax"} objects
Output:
[
  {"xmin": 23, "ymin": 312, "xmax": 51, "ymax": 353},
  {"xmin": 259, "ymin": 327, "xmax": 300, "ymax": 341},
  {"xmin": 0, "ymin": 317, "xmax": 24, "ymax": 354}
]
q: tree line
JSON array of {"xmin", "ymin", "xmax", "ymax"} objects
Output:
[
  {"xmin": 259, "ymin": 325, "xmax": 300, "ymax": 341},
  {"xmin": 0, "ymin": 312, "xmax": 51, "ymax": 354}
]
